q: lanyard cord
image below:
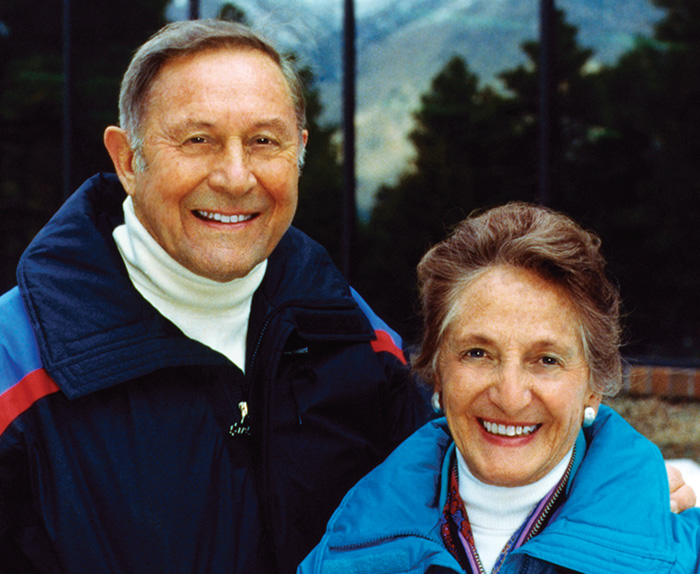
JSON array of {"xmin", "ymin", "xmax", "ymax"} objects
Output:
[{"xmin": 440, "ymin": 444, "xmax": 576, "ymax": 574}]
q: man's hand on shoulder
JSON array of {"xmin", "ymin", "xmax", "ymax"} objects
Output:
[{"xmin": 667, "ymin": 463, "xmax": 697, "ymax": 513}]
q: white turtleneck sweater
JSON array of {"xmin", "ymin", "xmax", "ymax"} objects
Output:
[
  {"xmin": 112, "ymin": 197, "xmax": 266, "ymax": 373},
  {"xmin": 456, "ymin": 447, "xmax": 573, "ymax": 574}
]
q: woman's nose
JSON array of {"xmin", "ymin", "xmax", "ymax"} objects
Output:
[{"xmin": 488, "ymin": 364, "xmax": 532, "ymax": 415}]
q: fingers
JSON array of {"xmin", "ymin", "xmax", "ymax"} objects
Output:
[{"xmin": 667, "ymin": 463, "xmax": 697, "ymax": 513}]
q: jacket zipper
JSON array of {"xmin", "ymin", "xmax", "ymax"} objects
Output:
[
  {"xmin": 249, "ymin": 311, "xmax": 277, "ymax": 375},
  {"xmin": 249, "ymin": 308, "xmax": 293, "ymax": 574},
  {"xmin": 249, "ymin": 299, "xmax": 371, "ymax": 573}
]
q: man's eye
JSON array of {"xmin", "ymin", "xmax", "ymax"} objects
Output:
[
  {"xmin": 187, "ymin": 136, "xmax": 208, "ymax": 145},
  {"xmin": 540, "ymin": 355, "xmax": 559, "ymax": 366},
  {"xmin": 252, "ymin": 136, "xmax": 280, "ymax": 149}
]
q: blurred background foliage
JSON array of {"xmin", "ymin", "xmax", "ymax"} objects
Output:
[{"xmin": 0, "ymin": 0, "xmax": 698, "ymax": 363}]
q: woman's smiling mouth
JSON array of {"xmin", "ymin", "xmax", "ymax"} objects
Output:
[{"xmin": 480, "ymin": 418, "xmax": 541, "ymax": 437}]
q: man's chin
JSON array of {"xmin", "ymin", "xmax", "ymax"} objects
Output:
[{"xmin": 187, "ymin": 256, "xmax": 266, "ymax": 283}]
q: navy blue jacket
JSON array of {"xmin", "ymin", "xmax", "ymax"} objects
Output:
[{"xmin": 0, "ymin": 173, "xmax": 429, "ymax": 573}]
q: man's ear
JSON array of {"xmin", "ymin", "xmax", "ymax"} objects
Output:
[{"xmin": 103, "ymin": 126, "xmax": 138, "ymax": 196}]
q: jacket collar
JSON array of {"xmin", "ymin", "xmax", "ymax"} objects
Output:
[
  {"xmin": 513, "ymin": 405, "xmax": 678, "ymax": 574},
  {"xmin": 17, "ymin": 174, "xmax": 371, "ymax": 399},
  {"xmin": 320, "ymin": 410, "xmax": 681, "ymax": 574},
  {"xmin": 323, "ymin": 419, "xmax": 453, "ymax": 552},
  {"xmin": 254, "ymin": 226, "xmax": 374, "ymax": 343}
]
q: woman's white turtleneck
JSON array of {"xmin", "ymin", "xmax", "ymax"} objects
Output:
[
  {"xmin": 456, "ymin": 446, "xmax": 573, "ymax": 574},
  {"xmin": 112, "ymin": 196, "xmax": 266, "ymax": 373}
]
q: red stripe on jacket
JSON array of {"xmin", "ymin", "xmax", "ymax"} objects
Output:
[
  {"xmin": 0, "ymin": 369, "xmax": 60, "ymax": 435},
  {"xmin": 370, "ymin": 330, "xmax": 407, "ymax": 365}
]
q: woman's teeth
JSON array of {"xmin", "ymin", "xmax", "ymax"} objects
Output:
[{"xmin": 482, "ymin": 420, "xmax": 538, "ymax": 437}]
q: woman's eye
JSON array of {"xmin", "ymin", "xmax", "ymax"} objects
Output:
[
  {"xmin": 464, "ymin": 348, "xmax": 486, "ymax": 359},
  {"xmin": 540, "ymin": 355, "xmax": 559, "ymax": 366}
]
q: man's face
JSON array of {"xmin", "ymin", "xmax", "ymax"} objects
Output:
[{"xmin": 124, "ymin": 48, "xmax": 306, "ymax": 281}]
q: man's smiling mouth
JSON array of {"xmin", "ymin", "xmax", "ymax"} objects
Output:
[
  {"xmin": 480, "ymin": 419, "xmax": 540, "ymax": 437},
  {"xmin": 194, "ymin": 210, "xmax": 256, "ymax": 224}
]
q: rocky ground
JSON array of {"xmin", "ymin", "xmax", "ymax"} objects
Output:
[{"xmin": 606, "ymin": 394, "xmax": 700, "ymax": 463}]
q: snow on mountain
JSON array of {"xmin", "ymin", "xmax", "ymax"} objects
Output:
[{"xmin": 167, "ymin": 0, "xmax": 665, "ymax": 211}]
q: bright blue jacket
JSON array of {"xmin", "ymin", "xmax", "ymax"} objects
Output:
[
  {"xmin": 299, "ymin": 408, "xmax": 700, "ymax": 574},
  {"xmin": 0, "ymin": 173, "xmax": 430, "ymax": 573}
]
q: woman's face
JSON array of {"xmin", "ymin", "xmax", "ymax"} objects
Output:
[{"xmin": 436, "ymin": 265, "xmax": 600, "ymax": 487}]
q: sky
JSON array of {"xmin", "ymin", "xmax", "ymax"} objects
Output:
[
  {"xmin": 164, "ymin": 0, "xmax": 664, "ymax": 212},
  {"xmin": 168, "ymin": 0, "xmax": 395, "ymax": 18},
  {"xmin": 302, "ymin": 0, "xmax": 397, "ymax": 17}
]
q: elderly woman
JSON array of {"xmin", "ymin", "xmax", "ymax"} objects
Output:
[{"xmin": 299, "ymin": 203, "xmax": 700, "ymax": 574}]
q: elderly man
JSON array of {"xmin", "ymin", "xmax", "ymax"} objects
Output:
[{"xmin": 0, "ymin": 20, "xmax": 428, "ymax": 573}]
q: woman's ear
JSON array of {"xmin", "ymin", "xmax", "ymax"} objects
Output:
[
  {"xmin": 432, "ymin": 368, "xmax": 442, "ymax": 395},
  {"xmin": 431, "ymin": 372, "xmax": 443, "ymax": 413},
  {"xmin": 103, "ymin": 126, "xmax": 138, "ymax": 196},
  {"xmin": 587, "ymin": 391, "xmax": 602, "ymax": 411}
]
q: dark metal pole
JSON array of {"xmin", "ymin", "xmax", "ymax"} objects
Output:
[
  {"xmin": 342, "ymin": 0, "xmax": 357, "ymax": 280},
  {"xmin": 189, "ymin": 0, "xmax": 200, "ymax": 20},
  {"xmin": 62, "ymin": 0, "xmax": 73, "ymax": 200},
  {"xmin": 537, "ymin": 0, "xmax": 555, "ymax": 206}
]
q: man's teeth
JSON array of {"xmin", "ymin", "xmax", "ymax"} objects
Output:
[
  {"xmin": 196, "ymin": 210, "xmax": 253, "ymax": 224},
  {"xmin": 482, "ymin": 420, "xmax": 538, "ymax": 437}
]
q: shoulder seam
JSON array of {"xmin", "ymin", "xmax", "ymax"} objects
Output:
[
  {"xmin": 0, "ymin": 369, "xmax": 60, "ymax": 435},
  {"xmin": 349, "ymin": 288, "xmax": 407, "ymax": 365}
]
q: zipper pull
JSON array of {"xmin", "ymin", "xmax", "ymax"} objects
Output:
[{"xmin": 229, "ymin": 401, "xmax": 250, "ymax": 437}]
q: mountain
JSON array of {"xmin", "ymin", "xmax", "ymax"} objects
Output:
[{"xmin": 166, "ymin": 0, "xmax": 665, "ymax": 212}]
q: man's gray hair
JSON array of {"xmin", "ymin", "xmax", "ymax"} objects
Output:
[{"xmin": 118, "ymin": 19, "xmax": 307, "ymax": 169}]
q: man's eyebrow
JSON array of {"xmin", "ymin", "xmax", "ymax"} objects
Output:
[
  {"xmin": 162, "ymin": 119, "xmax": 215, "ymax": 135},
  {"xmin": 250, "ymin": 118, "xmax": 296, "ymax": 133},
  {"xmin": 167, "ymin": 118, "xmax": 295, "ymax": 134},
  {"xmin": 183, "ymin": 119, "xmax": 216, "ymax": 129}
]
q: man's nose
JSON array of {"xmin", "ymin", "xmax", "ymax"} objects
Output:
[
  {"xmin": 208, "ymin": 140, "xmax": 256, "ymax": 194},
  {"xmin": 488, "ymin": 364, "xmax": 532, "ymax": 415}
]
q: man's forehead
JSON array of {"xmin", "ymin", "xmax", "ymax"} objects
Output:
[
  {"xmin": 142, "ymin": 47, "xmax": 295, "ymax": 119},
  {"xmin": 156, "ymin": 46, "xmax": 282, "ymax": 83},
  {"xmin": 146, "ymin": 48, "xmax": 290, "ymax": 101}
]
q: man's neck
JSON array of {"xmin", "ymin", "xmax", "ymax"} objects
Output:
[{"xmin": 112, "ymin": 196, "xmax": 266, "ymax": 372}]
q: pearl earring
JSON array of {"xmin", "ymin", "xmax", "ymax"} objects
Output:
[
  {"xmin": 431, "ymin": 392, "xmax": 442, "ymax": 413},
  {"xmin": 583, "ymin": 406, "xmax": 596, "ymax": 428}
]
